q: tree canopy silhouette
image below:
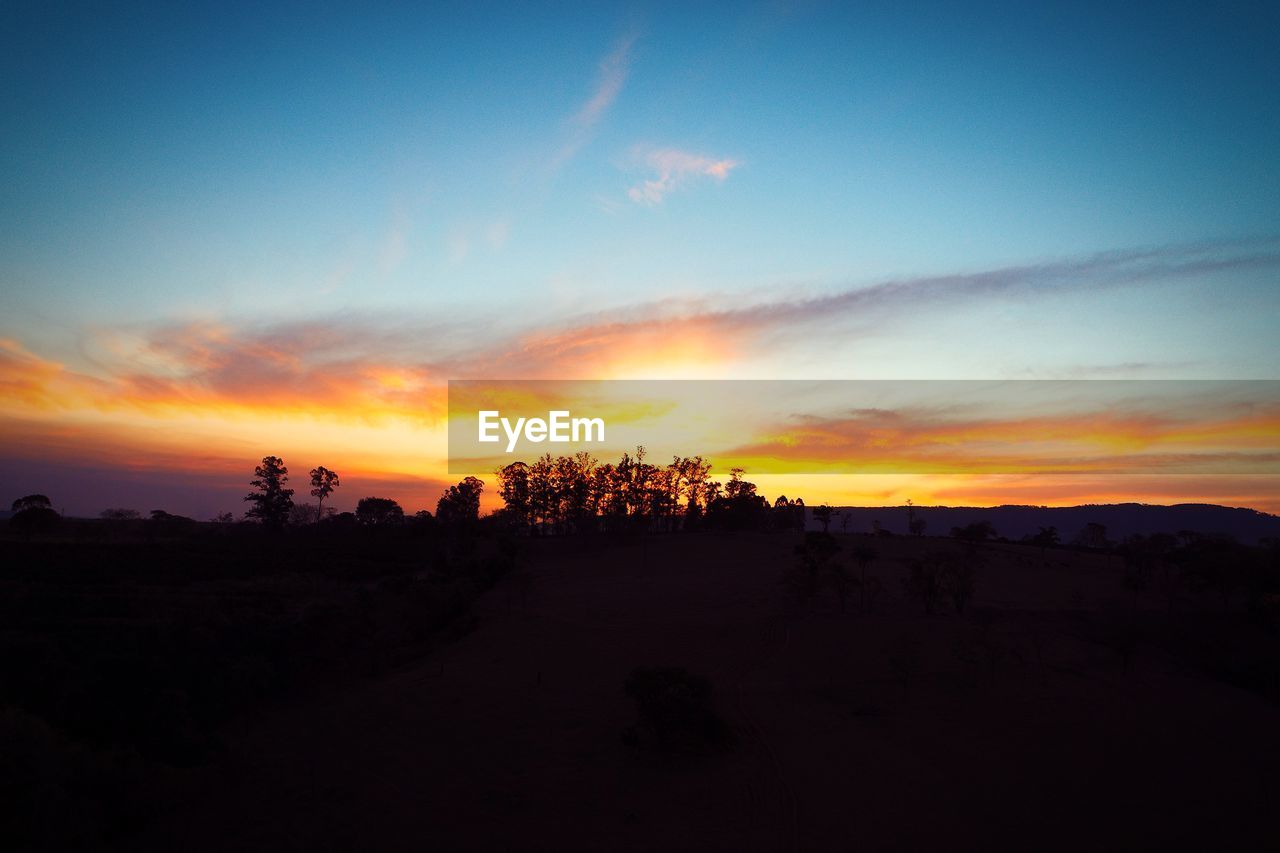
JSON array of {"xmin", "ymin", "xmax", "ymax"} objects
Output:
[
  {"xmin": 309, "ymin": 466, "xmax": 340, "ymax": 523},
  {"xmin": 244, "ymin": 456, "xmax": 294, "ymax": 529},
  {"xmin": 9, "ymin": 494, "xmax": 60, "ymax": 535},
  {"xmin": 489, "ymin": 451, "xmax": 800, "ymax": 535},
  {"xmin": 437, "ymin": 476, "xmax": 484, "ymax": 525},
  {"xmin": 12, "ymin": 494, "xmax": 52, "ymax": 513},
  {"xmin": 355, "ymin": 497, "xmax": 405, "ymax": 526}
]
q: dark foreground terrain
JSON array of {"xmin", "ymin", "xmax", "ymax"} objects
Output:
[{"xmin": 4, "ymin": 524, "xmax": 1280, "ymax": 851}]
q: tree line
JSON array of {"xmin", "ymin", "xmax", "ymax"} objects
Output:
[
  {"xmin": 492, "ymin": 447, "xmax": 807, "ymax": 534},
  {"xmin": 241, "ymin": 456, "xmax": 485, "ymax": 530}
]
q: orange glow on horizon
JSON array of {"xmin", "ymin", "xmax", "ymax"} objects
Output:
[{"xmin": 3, "ymin": 335, "xmax": 1279, "ymax": 516}]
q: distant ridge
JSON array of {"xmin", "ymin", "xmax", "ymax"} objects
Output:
[{"xmin": 817, "ymin": 503, "xmax": 1280, "ymax": 544}]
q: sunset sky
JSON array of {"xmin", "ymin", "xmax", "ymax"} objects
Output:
[{"xmin": 2, "ymin": 2, "xmax": 1278, "ymax": 517}]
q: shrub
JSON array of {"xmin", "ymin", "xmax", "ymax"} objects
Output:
[{"xmin": 622, "ymin": 667, "xmax": 734, "ymax": 754}]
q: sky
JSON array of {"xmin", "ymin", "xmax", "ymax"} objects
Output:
[{"xmin": 1, "ymin": 1, "xmax": 1278, "ymax": 518}]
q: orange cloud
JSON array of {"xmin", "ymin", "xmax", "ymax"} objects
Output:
[
  {"xmin": 4, "ymin": 241, "xmax": 1280, "ymax": 516},
  {"xmin": 722, "ymin": 405, "xmax": 1280, "ymax": 473}
]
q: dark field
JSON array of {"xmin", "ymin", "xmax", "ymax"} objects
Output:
[{"xmin": 4, "ymin": 523, "xmax": 1280, "ymax": 851}]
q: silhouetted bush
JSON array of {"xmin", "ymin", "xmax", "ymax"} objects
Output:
[
  {"xmin": 622, "ymin": 666, "xmax": 734, "ymax": 754},
  {"xmin": 903, "ymin": 552, "xmax": 946, "ymax": 615},
  {"xmin": 0, "ymin": 707, "xmax": 151, "ymax": 850},
  {"xmin": 355, "ymin": 497, "xmax": 405, "ymax": 526},
  {"xmin": 147, "ymin": 510, "xmax": 197, "ymax": 538},
  {"xmin": 951, "ymin": 520, "xmax": 996, "ymax": 544},
  {"xmin": 942, "ymin": 548, "xmax": 981, "ymax": 614}
]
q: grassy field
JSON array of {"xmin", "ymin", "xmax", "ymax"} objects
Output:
[{"xmin": 16, "ymin": 528, "xmax": 1257, "ymax": 852}]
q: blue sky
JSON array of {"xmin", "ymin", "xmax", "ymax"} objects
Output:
[
  {"xmin": 1, "ymin": 1, "xmax": 1278, "ymax": 514},
  {"xmin": 4, "ymin": 1, "xmax": 1277, "ymax": 331}
]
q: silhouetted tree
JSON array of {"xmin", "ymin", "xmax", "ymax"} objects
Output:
[
  {"xmin": 773, "ymin": 496, "xmax": 792, "ymax": 530},
  {"xmin": 941, "ymin": 551, "xmax": 979, "ymax": 614},
  {"xmin": 786, "ymin": 531, "xmax": 841, "ymax": 606},
  {"xmin": 490, "ymin": 451, "xmax": 805, "ymax": 537},
  {"xmin": 496, "ymin": 462, "xmax": 532, "ymax": 528},
  {"xmin": 673, "ymin": 455, "xmax": 713, "ymax": 522},
  {"xmin": 11, "ymin": 494, "xmax": 52, "ymax": 513},
  {"xmin": 825, "ymin": 554, "xmax": 855, "ymax": 613},
  {"xmin": 1173, "ymin": 532, "xmax": 1244, "ymax": 611},
  {"xmin": 850, "ymin": 545, "xmax": 879, "ymax": 613},
  {"xmin": 724, "ymin": 467, "xmax": 753, "ymax": 500},
  {"xmin": 149, "ymin": 509, "xmax": 196, "ymax": 536},
  {"xmin": 1027, "ymin": 526, "xmax": 1059, "ymax": 550},
  {"xmin": 436, "ymin": 476, "xmax": 484, "ymax": 525},
  {"xmin": 558, "ymin": 453, "xmax": 597, "ymax": 531},
  {"xmin": 813, "ymin": 504, "xmax": 833, "ymax": 533},
  {"xmin": 149, "ymin": 509, "xmax": 193, "ymax": 522},
  {"xmin": 702, "ymin": 466, "xmax": 771, "ymax": 531},
  {"xmin": 904, "ymin": 552, "xmax": 948, "ymax": 614},
  {"xmin": 289, "ymin": 502, "xmax": 332, "ymax": 526},
  {"xmin": 1074, "ymin": 522, "xmax": 1110, "ymax": 550},
  {"xmin": 355, "ymin": 496, "xmax": 404, "ymax": 526},
  {"xmin": 1119, "ymin": 534, "xmax": 1167, "ymax": 604},
  {"xmin": 951, "ymin": 520, "xmax": 996, "ymax": 544},
  {"xmin": 622, "ymin": 667, "xmax": 733, "ymax": 753},
  {"xmin": 244, "ymin": 456, "xmax": 294, "ymax": 529},
  {"xmin": 309, "ymin": 466, "xmax": 340, "ymax": 523},
  {"xmin": 9, "ymin": 494, "xmax": 60, "ymax": 535}
]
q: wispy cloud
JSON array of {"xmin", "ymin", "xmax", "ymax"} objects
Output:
[
  {"xmin": 717, "ymin": 404, "xmax": 1280, "ymax": 474},
  {"xmin": 553, "ymin": 32, "xmax": 638, "ymax": 168},
  {"xmin": 627, "ymin": 147, "xmax": 740, "ymax": 205},
  {"xmin": 572, "ymin": 33, "xmax": 635, "ymax": 130},
  {"xmin": 6, "ymin": 238, "xmax": 1269, "ymax": 421}
]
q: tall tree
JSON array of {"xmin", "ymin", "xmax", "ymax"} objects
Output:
[
  {"xmin": 497, "ymin": 462, "xmax": 532, "ymax": 527},
  {"xmin": 437, "ymin": 476, "xmax": 484, "ymax": 525},
  {"xmin": 309, "ymin": 466, "xmax": 340, "ymax": 523},
  {"xmin": 813, "ymin": 504, "xmax": 833, "ymax": 533},
  {"xmin": 850, "ymin": 545, "xmax": 879, "ymax": 613},
  {"xmin": 724, "ymin": 467, "xmax": 755, "ymax": 500},
  {"xmin": 244, "ymin": 456, "xmax": 294, "ymax": 529}
]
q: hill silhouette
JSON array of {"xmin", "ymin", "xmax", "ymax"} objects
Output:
[{"xmin": 819, "ymin": 502, "xmax": 1280, "ymax": 544}]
